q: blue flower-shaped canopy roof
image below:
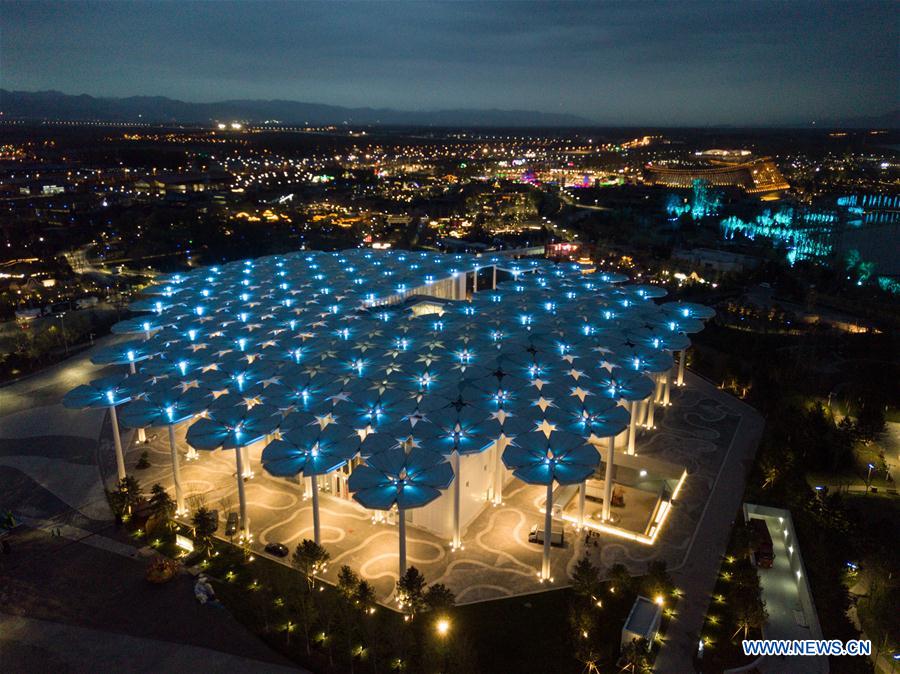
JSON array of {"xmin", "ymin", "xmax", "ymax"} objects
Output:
[
  {"xmin": 348, "ymin": 446, "xmax": 454, "ymax": 510},
  {"xmin": 85, "ymin": 249, "xmax": 709, "ymax": 479},
  {"xmin": 119, "ymin": 385, "xmax": 209, "ymax": 428},
  {"xmin": 63, "ymin": 374, "xmax": 136, "ymax": 409},
  {"xmin": 551, "ymin": 397, "xmax": 631, "ymax": 439},
  {"xmin": 261, "ymin": 424, "xmax": 359, "ymax": 477},
  {"xmin": 185, "ymin": 399, "xmax": 280, "ymax": 450},
  {"xmin": 111, "ymin": 316, "xmax": 166, "ymax": 335},
  {"xmin": 502, "ymin": 430, "xmax": 599, "ymax": 486},
  {"xmin": 593, "ymin": 369, "xmax": 656, "ymax": 402},
  {"xmin": 91, "ymin": 339, "xmax": 158, "ymax": 366}
]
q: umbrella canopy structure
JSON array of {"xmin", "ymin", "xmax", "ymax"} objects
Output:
[
  {"xmin": 119, "ymin": 386, "xmax": 209, "ymax": 513},
  {"xmin": 261, "ymin": 424, "xmax": 360, "ymax": 544},
  {"xmin": 185, "ymin": 399, "xmax": 280, "ymax": 538},
  {"xmin": 502, "ymin": 430, "xmax": 599, "ymax": 579},
  {"xmin": 67, "ymin": 249, "xmax": 711, "ymax": 564},
  {"xmin": 348, "ymin": 445, "xmax": 454, "ymax": 576},
  {"xmin": 63, "ymin": 374, "xmax": 136, "ymax": 480}
]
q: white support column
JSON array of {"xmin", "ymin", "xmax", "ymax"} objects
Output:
[
  {"xmin": 677, "ymin": 349, "xmax": 686, "ymax": 386},
  {"xmin": 311, "ymin": 477, "xmax": 321, "ymax": 545},
  {"xmin": 234, "ymin": 447, "xmax": 249, "ymax": 539},
  {"xmin": 492, "ymin": 265, "xmax": 497, "ymax": 290},
  {"xmin": 168, "ymin": 425, "xmax": 184, "ymax": 515},
  {"xmin": 541, "ymin": 481, "xmax": 553, "ymax": 580},
  {"xmin": 109, "ymin": 405, "xmax": 126, "ymax": 481},
  {"xmin": 663, "ymin": 370, "xmax": 672, "ymax": 406},
  {"xmin": 452, "ymin": 450, "xmax": 461, "ymax": 549},
  {"xmin": 603, "ymin": 436, "xmax": 614, "ymax": 521},
  {"xmin": 398, "ymin": 508, "xmax": 407, "ymax": 577},
  {"xmin": 241, "ymin": 445, "xmax": 252, "ymax": 478},
  {"xmin": 647, "ymin": 393, "xmax": 656, "ymax": 430},
  {"xmin": 128, "ymin": 362, "xmax": 146, "ymax": 444},
  {"xmin": 578, "ymin": 482, "xmax": 586, "ymax": 530},
  {"xmin": 493, "ymin": 439, "xmax": 505, "ymax": 504},
  {"xmin": 627, "ymin": 401, "xmax": 637, "ymax": 455},
  {"xmin": 654, "ymin": 373, "xmax": 663, "ymax": 403},
  {"xmin": 472, "ymin": 268, "xmax": 478, "ymax": 293}
]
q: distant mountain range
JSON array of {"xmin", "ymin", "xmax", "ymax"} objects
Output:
[
  {"xmin": 0, "ymin": 89, "xmax": 596, "ymax": 127},
  {"xmin": 2, "ymin": 90, "xmax": 896, "ymax": 129}
]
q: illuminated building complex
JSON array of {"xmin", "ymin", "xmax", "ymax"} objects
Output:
[
  {"xmin": 720, "ymin": 193, "xmax": 900, "ymax": 290},
  {"xmin": 645, "ymin": 149, "xmax": 789, "ymax": 197},
  {"xmin": 64, "ymin": 250, "xmax": 712, "ymax": 580}
]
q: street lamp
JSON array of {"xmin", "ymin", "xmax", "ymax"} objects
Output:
[
  {"xmin": 866, "ymin": 463, "xmax": 875, "ymax": 494},
  {"xmin": 435, "ymin": 617, "xmax": 450, "ymax": 637},
  {"xmin": 56, "ymin": 312, "xmax": 69, "ymax": 355}
]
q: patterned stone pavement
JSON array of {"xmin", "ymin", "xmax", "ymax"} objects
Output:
[{"xmin": 125, "ymin": 370, "xmax": 752, "ymax": 604}]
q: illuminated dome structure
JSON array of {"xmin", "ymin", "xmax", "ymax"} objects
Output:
[{"xmin": 72, "ymin": 249, "xmax": 712, "ymax": 579}]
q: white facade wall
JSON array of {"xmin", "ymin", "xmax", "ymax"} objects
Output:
[{"xmin": 411, "ymin": 443, "xmax": 497, "ymax": 539}]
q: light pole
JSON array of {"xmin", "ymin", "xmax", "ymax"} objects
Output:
[
  {"xmin": 57, "ymin": 312, "xmax": 69, "ymax": 355},
  {"xmin": 866, "ymin": 463, "xmax": 875, "ymax": 494}
]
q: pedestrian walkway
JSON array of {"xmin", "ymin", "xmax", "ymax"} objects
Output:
[
  {"xmin": 752, "ymin": 511, "xmax": 828, "ymax": 674},
  {"xmin": 20, "ymin": 516, "xmax": 150, "ymax": 560},
  {"xmin": 0, "ymin": 612, "xmax": 304, "ymax": 673}
]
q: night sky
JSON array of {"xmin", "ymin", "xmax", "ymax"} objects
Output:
[{"xmin": 2, "ymin": 0, "xmax": 897, "ymax": 126}]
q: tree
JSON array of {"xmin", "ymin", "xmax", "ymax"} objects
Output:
[
  {"xmin": 148, "ymin": 483, "xmax": 175, "ymax": 526},
  {"xmin": 396, "ymin": 566, "xmax": 427, "ymax": 619},
  {"xmin": 294, "ymin": 587, "xmax": 319, "ymax": 656},
  {"xmin": 643, "ymin": 560, "xmax": 672, "ymax": 600},
  {"xmin": 730, "ymin": 563, "xmax": 768, "ymax": 639},
  {"xmin": 338, "ymin": 565, "xmax": 361, "ymax": 600},
  {"xmin": 569, "ymin": 601, "xmax": 601, "ymax": 674},
  {"xmin": 619, "ymin": 638, "xmax": 651, "ymax": 673},
  {"xmin": 292, "ymin": 539, "xmax": 330, "ymax": 589},
  {"xmin": 608, "ymin": 562, "xmax": 633, "ymax": 596},
  {"xmin": 732, "ymin": 588, "xmax": 767, "ymax": 639},
  {"xmin": 108, "ymin": 475, "xmax": 144, "ymax": 518},
  {"xmin": 191, "ymin": 507, "xmax": 218, "ymax": 555},
  {"xmin": 424, "ymin": 583, "xmax": 455, "ymax": 612},
  {"xmin": 856, "ymin": 398, "xmax": 885, "ymax": 442},
  {"xmin": 570, "ymin": 555, "xmax": 600, "ymax": 600},
  {"xmin": 355, "ymin": 580, "xmax": 376, "ymax": 614}
]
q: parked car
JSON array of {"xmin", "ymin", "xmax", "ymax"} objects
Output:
[
  {"xmin": 224, "ymin": 512, "xmax": 239, "ymax": 537},
  {"xmin": 265, "ymin": 542, "xmax": 289, "ymax": 557}
]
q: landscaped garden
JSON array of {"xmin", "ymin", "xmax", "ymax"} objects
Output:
[{"xmin": 106, "ymin": 476, "xmax": 680, "ymax": 673}]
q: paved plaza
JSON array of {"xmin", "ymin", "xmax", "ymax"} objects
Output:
[{"xmin": 125, "ymin": 371, "xmax": 753, "ymax": 604}]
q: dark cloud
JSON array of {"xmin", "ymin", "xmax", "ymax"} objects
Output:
[{"xmin": 1, "ymin": 0, "xmax": 896, "ymax": 125}]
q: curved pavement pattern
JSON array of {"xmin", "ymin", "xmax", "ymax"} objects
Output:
[
  {"xmin": 0, "ymin": 341, "xmax": 303, "ymax": 672},
  {"xmin": 134, "ymin": 369, "xmax": 760, "ymax": 606}
]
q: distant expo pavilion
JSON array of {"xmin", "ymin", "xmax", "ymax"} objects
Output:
[{"xmin": 65, "ymin": 249, "xmax": 713, "ymax": 582}]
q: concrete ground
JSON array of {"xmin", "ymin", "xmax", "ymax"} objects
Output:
[
  {"xmin": 0, "ymin": 343, "xmax": 303, "ymax": 672},
  {"xmin": 129, "ymin": 370, "xmax": 757, "ymax": 607},
  {"xmin": 1, "ymin": 346, "xmax": 764, "ymax": 671},
  {"xmin": 0, "ymin": 527, "xmax": 301, "ymax": 672}
]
